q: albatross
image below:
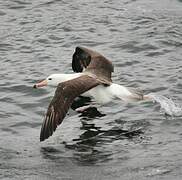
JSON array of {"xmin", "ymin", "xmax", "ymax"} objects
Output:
[{"xmin": 34, "ymin": 47, "xmax": 150, "ymax": 141}]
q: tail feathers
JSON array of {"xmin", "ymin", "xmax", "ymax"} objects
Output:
[
  {"xmin": 143, "ymin": 94, "xmax": 155, "ymax": 101},
  {"xmin": 117, "ymin": 87, "xmax": 182, "ymax": 116},
  {"xmin": 124, "ymin": 88, "xmax": 159, "ymax": 103},
  {"xmin": 128, "ymin": 89, "xmax": 158, "ymax": 102},
  {"xmin": 111, "ymin": 84, "xmax": 150, "ymax": 102},
  {"xmin": 127, "ymin": 87, "xmax": 144, "ymax": 102}
]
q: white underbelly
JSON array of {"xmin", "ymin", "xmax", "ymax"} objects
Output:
[
  {"xmin": 82, "ymin": 85, "xmax": 115, "ymax": 104},
  {"xmin": 81, "ymin": 83, "xmax": 134, "ymax": 104}
]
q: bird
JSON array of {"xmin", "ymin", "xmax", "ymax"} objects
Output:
[{"xmin": 34, "ymin": 47, "xmax": 150, "ymax": 142}]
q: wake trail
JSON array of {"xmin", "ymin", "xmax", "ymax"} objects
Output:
[{"xmin": 144, "ymin": 93, "xmax": 182, "ymax": 117}]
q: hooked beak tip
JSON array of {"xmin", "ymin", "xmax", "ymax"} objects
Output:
[
  {"xmin": 33, "ymin": 84, "xmax": 37, "ymax": 89},
  {"xmin": 33, "ymin": 80, "xmax": 48, "ymax": 88}
]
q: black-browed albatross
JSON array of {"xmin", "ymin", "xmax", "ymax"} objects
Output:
[{"xmin": 34, "ymin": 47, "xmax": 150, "ymax": 141}]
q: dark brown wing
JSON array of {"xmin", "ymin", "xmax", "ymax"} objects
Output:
[
  {"xmin": 40, "ymin": 75, "xmax": 100, "ymax": 141},
  {"xmin": 72, "ymin": 47, "xmax": 114, "ymax": 83}
]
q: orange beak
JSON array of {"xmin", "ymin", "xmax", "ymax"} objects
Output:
[{"xmin": 33, "ymin": 80, "xmax": 48, "ymax": 88}]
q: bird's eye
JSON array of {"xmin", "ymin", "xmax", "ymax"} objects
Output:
[{"xmin": 48, "ymin": 78, "xmax": 52, "ymax": 80}]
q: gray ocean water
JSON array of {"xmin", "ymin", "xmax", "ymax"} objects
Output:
[{"xmin": 1, "ymin": 0, "xmax": 182, "ymax": 179}]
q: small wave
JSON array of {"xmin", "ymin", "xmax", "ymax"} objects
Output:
[{"xmin": 146, "ymin": 93, "xmax": 182, "ymax": 116}]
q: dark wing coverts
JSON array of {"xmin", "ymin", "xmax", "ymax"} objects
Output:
[
  {"xmin": 72, "ymin": 47, "xmax": 114, "ymax": 82},
  {"xmin": 40, "ymin": 75, "xmax": 100, "ymax": 141},
  {"xmin": 40, "ymin": 47, "xmax": 114, "ymax": 141}
]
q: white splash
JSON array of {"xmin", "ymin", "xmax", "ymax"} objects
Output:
[{"xmin": 146, "ymin": 93, "xmax": 182, "ymax": 116}]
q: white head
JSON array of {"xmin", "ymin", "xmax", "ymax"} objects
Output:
[{"xmin": 33, "ymin": 74, "xmax": 68, "ymax": 88}]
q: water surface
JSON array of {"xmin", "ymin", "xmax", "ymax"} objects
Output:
[{"xmin": 0, "ymin": 0, "xmax": 182, "ymax": 179}]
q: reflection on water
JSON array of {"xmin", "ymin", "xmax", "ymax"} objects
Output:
[
  {"xmin": 41, "ymin": 120, "xmax": 144, "ymax": 165},
  {"xmin": 79, "ymin": 107, "xmax": 106, "ymax": 118},
  {"xmin": 40, "ymin": 95, "xmax": 144, "ymax": 165},
  {"xmin": 1, "ymin": 0, "xmax": 182, "ymax": 179}
]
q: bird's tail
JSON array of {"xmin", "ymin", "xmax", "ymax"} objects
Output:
[
  {"xmin": 124, "ymin": 87, "xmax": 182, "ymax": 116},
  {"xmin": 111, "ymin": 84, "xmax": 182, "ymax": 116},
  {"xmin": 127, "ymin": 87, "xmax": 144, "ymax": 102}
]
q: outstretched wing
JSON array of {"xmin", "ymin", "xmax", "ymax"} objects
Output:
[
  {"xmin": 72, "ymin": 47, "xmax": 114, "ymax": 83},
  {"xmin": 40, "ymin": 75, "xmax": 100, "ymax": 141}
]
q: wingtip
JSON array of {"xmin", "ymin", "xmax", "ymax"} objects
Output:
[
  {"xmin": 40, "ymin": 130, "xmax": 46, "ymax": 142},
  {"xmin": 39, "ymin": 126, "xmax": 51, "ymax": 142},
  {"xmin": 39, "ymin": 120, "xmax": 49, "ymax": 142},
  {"xmin": 39, "ymin": 115, "xmax": 56, "ymax": 142},
  {"xmin": 40, "ymin": 130, "xmax": 51, "ymax": 142},
  {"xmin": 40, "ymin": 137, "xmax": 44, "ymax": 142},
  {"xmin": 75, "ymin": 46, "xmax": 82, "ymax": 51},
  {"xmin": 40, "ymin": 136, "xmax": 46, "ymax": 142}
]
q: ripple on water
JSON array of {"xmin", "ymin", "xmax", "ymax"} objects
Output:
[
  {"xmin": 1, "ymin": 0, "xmax": 182, "ymax": 179},
  {"xmin": 0, "ymin": 43, "xmax": 14, "ymax": 52},
  {"xmin": 0, "ymin": 10, "xmax": 6, "ymax": 16}
]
